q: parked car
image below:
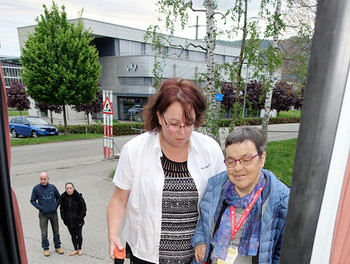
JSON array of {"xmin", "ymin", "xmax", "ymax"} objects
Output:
[
  {"xmin": 127, "ymin": 105, "xmax": 143, "ymax": 116},
  {"xmin": 9, "ymin": 116, "xmax": 59, "ymax": 138}
]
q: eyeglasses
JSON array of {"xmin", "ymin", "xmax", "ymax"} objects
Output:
[
  {"xmin": 224, "ymin": 153, "xmax": 259, "ymax": 168},
  {"xmin": 162, "ymin": 115, "xmax": 194, "ymax": 132}
]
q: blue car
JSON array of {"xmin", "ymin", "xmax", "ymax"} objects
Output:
[{"xmin": 9, "ymin": 116, "xmax": 59, "ymax": 138}]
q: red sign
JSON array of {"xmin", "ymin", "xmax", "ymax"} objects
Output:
[{"xmin": 103, "ymin": 97, "xmax": 113, "ymax": 114}]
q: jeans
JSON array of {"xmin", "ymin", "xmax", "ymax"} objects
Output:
[{"xmin": 39, "ymin": 212, "xmax": 61, "ymax": 250}]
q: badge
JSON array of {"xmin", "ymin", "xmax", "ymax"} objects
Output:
[{"xmin": 217, "ymin": 247, "xmax": 238, "ymax": 264}]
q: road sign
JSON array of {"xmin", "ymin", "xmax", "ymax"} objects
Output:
[
  {"xmin": 103, "ymin": 97, "xmax": 113, "ymax": 114},
  {"xmin": 216, "ymin": 93, "xmax": 223, "ymax": 101}
]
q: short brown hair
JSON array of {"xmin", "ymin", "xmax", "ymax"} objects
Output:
[
  {"xmin": 142, "ymin": 78, "xmax": 206, "ymax": 131},
  {"xmin": 225, "ymin": 127, "xmax": 266, "ymax": 155}
]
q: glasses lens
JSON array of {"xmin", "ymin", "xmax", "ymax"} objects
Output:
[
  {"xmin": 224, "ymin": 159, "xmax": 236, "ymax": 167},
  {"xmin": 168, "ymin": 125, "xmax": 180, "ymax": 131},
  {"xmin": 240, "ymin": 158, "xmax": 252, "ymax": 166},
  {"xmin": 170, "ymin": 124, "xmax": 193, "ymax": 131}
]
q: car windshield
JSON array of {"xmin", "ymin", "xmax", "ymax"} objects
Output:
[{"xmin": 27, "ymin": 118, "xmax": 49, "ymax": 125}]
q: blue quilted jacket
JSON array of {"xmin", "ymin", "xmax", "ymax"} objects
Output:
[{"xmin": 191, "ymin": 169, "xmax": 290, "ymax": 264}]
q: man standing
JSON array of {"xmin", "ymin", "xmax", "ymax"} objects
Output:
[{"xmin": 30, "ymin": 171, "xmax": 64, "ymax": 256}]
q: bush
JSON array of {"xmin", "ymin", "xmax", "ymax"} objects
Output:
[
  {"xmin": 56, "ymin": 117, "xmax": 300, "ymax": 135},
  {"xmin": 56, "ymin": 123, "xmax": 145, "ymax": 135},
  {"xmin": 218, "ymin": 117, "xmax": 300, "ymax": 127}
]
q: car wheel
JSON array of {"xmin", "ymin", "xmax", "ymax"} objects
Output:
[
  {"xmin": 31, "ymin": 130, "xmax": 38, "ymax": 138},
  {"xmin": 11, "ymin": 128, "xmax": 18, "ymax": 138}
]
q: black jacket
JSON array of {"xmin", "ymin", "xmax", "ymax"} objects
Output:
[{"xmin": 60, "ymin": 190, "xmax": 87, "ymax": 228}]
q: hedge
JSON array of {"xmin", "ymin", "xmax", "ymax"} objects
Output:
[
  {"xmin": 56, "ymin": 117, "xmax": 300, "ymax": 135},
  {"xmin": 218, "ymin": 117, "xmax": 300, "ymax": 127},
  {"xmin": 56, "ymin": 122, "xmax": 145, "ymax": 135}
]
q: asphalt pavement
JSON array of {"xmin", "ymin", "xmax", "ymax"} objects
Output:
[{"xmin": 10, "ymin": 123, "xmax": 299, "ymax": 264}]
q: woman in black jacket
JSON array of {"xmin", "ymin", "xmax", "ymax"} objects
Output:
[{"xmin": 60, "ymin": 182, "xmax": 87, "ymax": 256}]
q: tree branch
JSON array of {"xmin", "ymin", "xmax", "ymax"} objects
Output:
[{"xmin": 162, "ymin": 37, "xmax": 207, "ymax": 52}]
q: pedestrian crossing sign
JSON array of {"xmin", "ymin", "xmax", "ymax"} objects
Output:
[{"xmin": 103, "ymin": 97, "xmax": 113, "ymax": 114}]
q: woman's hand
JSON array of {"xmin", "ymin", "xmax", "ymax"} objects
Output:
[
  {"xmin": 194, "ymin": 244, "xmax": 207, "ymax": 263},
  {"xmin": 107, "ymin": 187, "xmax": 130, "ymax": 260},
  {"xmin": 108, "ymin": 235, "xmax": 123, "ymax": 260}
]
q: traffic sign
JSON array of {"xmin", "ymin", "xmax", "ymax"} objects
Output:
[
  {"xmin": 103, "ymin": 97, "xmax": 113, "ymax": 114},
  {"xmin": 216, "ymin": 93, "xmax": 223, "ymax": 101}
]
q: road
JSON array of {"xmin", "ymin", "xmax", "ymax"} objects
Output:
[
  {"xmin": 9, "ymin": 123, "xmax": 299, "ymax": 264},
  {"xmin": 10, "ymin": 135, "xmax": 136, "ymax": 264}
]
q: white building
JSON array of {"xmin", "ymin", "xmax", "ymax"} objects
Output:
[{"xmin": 17, "ymin": 18, "xmax": 264, "ymax": 121}]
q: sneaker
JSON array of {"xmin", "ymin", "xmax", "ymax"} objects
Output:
[
  {"xmin": 55, "ymin": 248, "xmax": 64, "ymax": 254},
  {"xmin": 78, "ymin": 250, "xmax": 83, "ymax": 256},
  {"xmin": 43, "ymin": 250, "xmax": 50, "ymax": 257}
]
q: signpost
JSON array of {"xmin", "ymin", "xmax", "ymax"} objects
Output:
[{"xmin": 103, "ymin": 90, "xmax": 114, "ymax": 160}]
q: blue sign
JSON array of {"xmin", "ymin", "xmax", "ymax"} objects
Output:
[{"xmin": 216, "ymin": 94, "xmax": 223, "ymax": 101}]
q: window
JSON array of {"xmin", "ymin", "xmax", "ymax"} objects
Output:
[
  {"xmin": 141, "ymin": 43, "xmax": 146, "ymax": 55},
  {"xmin": 119, "ymin": 40, "xmax": 142, "ymax": 55}
]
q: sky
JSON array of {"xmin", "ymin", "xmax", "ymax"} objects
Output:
[{"xmin": 0, "ymin": 0, "xmax": 264, "ymax": 57}]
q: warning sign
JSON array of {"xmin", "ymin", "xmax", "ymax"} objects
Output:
[{"xmin": 103, "ymin": 97, "xmax": 113, "ymax": 114}]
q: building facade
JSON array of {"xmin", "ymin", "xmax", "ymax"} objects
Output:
[
  {"xmin": 0, "ymin": 57, "xmax": 23, "ymax": 89},
  {"xmin": 17, "ymin": 18, "xmax": 246, "ymax": 121}
]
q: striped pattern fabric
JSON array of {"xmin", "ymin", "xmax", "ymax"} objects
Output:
[{"xmin": 159, "ymin": 154, "xmax": 199, "ymax": 264}]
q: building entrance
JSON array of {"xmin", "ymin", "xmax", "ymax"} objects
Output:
[{"xmin": 118, "ymin": 96, "xmax": 148, "ymax": 121}]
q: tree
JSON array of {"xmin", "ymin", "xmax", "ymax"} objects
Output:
[
  {"xmin": 20, "ymin": 1, "xmax": 102, "ymax": 134},
  {"xmin": 6, "ymin": 80, "xmax": 31, "ymax": 116},
  {"xmin": 147, "ymin": 0, "xmax": 286, "ymax": 141},
  {"xmin": 261, "ymin": 0, "xmax": 283, "ymax": 135},
  {"xmin": 271, "ymin": 81, "xmax": 296, "ymax": 116},
  {"xmin": 145, "ymin": 0, "xmax": 222, "ymax": 141},
  {"xmin": 294, "ymin": 84, "xmax": 305, "ymax": 110},
  {"xmin": 72, "ymin": 90, "xmax": 103, "ymax": 124},
  {"xmin": 35, "ymin": 102, "xmax": 62, "ymax": 124},
  {"xmin": 246, "ymin": 80, "xmax": 265, "ymax": 115},
  {"xmin": 280, "ymin": 0, "xmax": 317, "ymax": 86},
  {"xmin": 221, "ymin": 82, "xmax": 237, "ymax": 111}
]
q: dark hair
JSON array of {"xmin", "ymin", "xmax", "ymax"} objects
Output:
[
  {"xmin": 142, "ymin": 78, "xmax": 206, "ymax": 131},
  {"xmin": 65, "ymin": 182, "xmax": 75, "ymax": 189},
  {"xmin": 225, "ymin": 127, "xmax": 266, "ymax": 155}
]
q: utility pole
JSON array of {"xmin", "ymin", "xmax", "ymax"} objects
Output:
[{"xmin": 189, "ymin": 16, "xmax": 205, "ymax": 40}]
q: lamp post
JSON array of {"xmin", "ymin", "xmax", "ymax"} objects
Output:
[{"xmin": 242, "ymin": 66, "xmax": 249, "ymax": 118}]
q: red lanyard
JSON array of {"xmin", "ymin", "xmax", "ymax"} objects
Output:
[{"xmin": 230, "ymin": 186, "xmax": 264, "ymax": 239}]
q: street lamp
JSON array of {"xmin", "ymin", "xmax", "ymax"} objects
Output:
[{"xmin": 242, "ymin": 66, "xmax": 250, "ymax": 118}]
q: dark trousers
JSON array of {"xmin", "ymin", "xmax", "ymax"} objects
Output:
[
  {"xmin": 67, "ymin": 226, "xmax": 83, "ymax": 250},
  {"xmin": 127, "ymin": 243, "xmax": 155, "ymax": 264},
  {"xmin": 39, "ymin": 212, "xmax": 61, "ymax": 250}
]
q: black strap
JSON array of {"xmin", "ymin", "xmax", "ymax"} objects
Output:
[
  {"xmin": 205, "ymin": 200, "xmax": 229, "ymax": 263},
  {"xmin": 252, "ymin": 247, "xmax": 259, "ymax": 264}
]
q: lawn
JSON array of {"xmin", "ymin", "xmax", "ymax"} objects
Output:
[
  {"xmin": 265, "ymin": 137, "xmax": 297, "ymax": 186},
  {"xmin": 8, "ymin": 109, "xmax": 29, "ymax": 116},
  {"xmin": 277, "ymin": 109, "xmax": 301, "ymax": 118}
]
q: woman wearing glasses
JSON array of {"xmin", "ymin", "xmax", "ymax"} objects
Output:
[
  {"xmin": 191, "ymin": 127, "xmax": 290, "ymax": 264},
  {"xmin": 107, "ymin": 78, "xmax": 226, "ymax": 264}
]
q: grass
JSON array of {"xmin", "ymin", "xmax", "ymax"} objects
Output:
[
  {"xmin": 8, "ymin": 110, "xmax": 29, "ymax": 116},
  {"xmin": 10, "ymin": 131, "xmax": 297, "ymax": 186},
  {"xmin": 10, "ymin": 133, "xmax": 103, "ymax": 146},
  {"xmin": 265, "ymin": 137, "xmax": 297, "ymax": 186},
  {"xmin": 277, "ymin": 109, "xmax": 301, "ymax": 118}
]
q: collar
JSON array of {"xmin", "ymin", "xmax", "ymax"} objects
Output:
[{"xmin": 153, "ymin": 130, "xmax": 200, "ymax": 157}]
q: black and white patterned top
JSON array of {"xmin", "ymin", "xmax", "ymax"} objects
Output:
[{"xmin": 159, "ymin": 154, "xmax": 199, "ymax": 264}]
